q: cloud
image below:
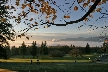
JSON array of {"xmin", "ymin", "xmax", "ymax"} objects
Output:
[{"xmin": 52, "ymin": 39, "xmax": 58, "ymax": 42}]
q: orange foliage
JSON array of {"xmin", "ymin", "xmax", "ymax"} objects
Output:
[{"xmin": 74, "ymin": 6, "xmax": 78, "ymax": 11}]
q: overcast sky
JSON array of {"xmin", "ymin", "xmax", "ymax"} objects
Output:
[{"xmin": 7, "ymin": 0, "xmax": 108, "ymax": 47}]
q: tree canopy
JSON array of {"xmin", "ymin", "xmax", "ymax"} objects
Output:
[{"xmin": 0, "ymin": 0, "xmax": 15, "ymax": 45}]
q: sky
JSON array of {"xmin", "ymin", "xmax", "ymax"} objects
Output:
[{"xmin": 6, "ymin": 0, "xmax": 108, "ymax": 47}]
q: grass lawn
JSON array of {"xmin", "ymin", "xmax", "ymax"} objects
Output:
[
  {"xmin": 0, "ymin": 62, "xmax": 108, "ymax": 72},
  {"xmin": 0, "ymin": 54, "xmax": 107, "ymax": 72},
  {"xmin": 10, "ymin": 54, "xmax": 98, "ymax": 60},
  {"xmin": 0, "ymin": 58, "xmax": 90, "ymax": 62}
]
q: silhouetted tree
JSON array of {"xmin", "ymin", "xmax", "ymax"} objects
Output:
[
  {"xmin": 26, "ymin": 45, "xmax": 32, "ymax": 55},
  {"xmin": 20, "ymin": 41, "xmax": 27, "ymax": 58},
  {"xmin": 30, "ymin": 41, "xmax": 37, "ymax": 58},
  {"xmin": 43, "ymin": 41, "xmax": 48, "ymax": 55},
  {"xmin": 40, "ymin": 41, "xmax": 44, "ymax": 59},
  {"xmin": 0, "ymin": 0, "xmax": 15, "ymax": 45},
  {"xmin": 4, "ymin": 45, "xmax": 11, "ymax": 59},
  {"xmin": 11, "ymin": 46, "xmax": 20, "ymax": 56},
  {"xmin": 85, "ymin": 43, "xmax": 90, "ymax": 54},
  {"xmin": 0, "ymin": 45, "xmax": 7, "ymax": 59},
  {"xmin": 40, "ymin": 41, "xmax": 48, "ymax": 55}
]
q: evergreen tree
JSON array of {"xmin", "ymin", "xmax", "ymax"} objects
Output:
[
  {"xmin": 4, "ymin": 45, "xmax": 11, "ymax": 59},
  {"xmin": 44, "ymin": 41, "xmax": 48, "ymax": 55},
  {"xmin": 11, "ymin": 46, "xmax": 16, "ymax": 56},
  {"xmin": 0, "ymin": 44, "xmax": 7, "ymax": 59},
  {"xmin": 85, "ymin": 43, "xmax": 90, "ymax": 54},
  {"xmin": 40, "ymin": 41, "xmax": 44, "ymax": 55},
  {"xmin": 20, "ymin": 41, "xmax": 27, "ymax": 58},
  {"xmin": 30, "ymin": 41, "xmax": 37, "ymax": 58},
  {"xmin": 40, "ymin": 41, "xmax": 48, "ymax": 55}
]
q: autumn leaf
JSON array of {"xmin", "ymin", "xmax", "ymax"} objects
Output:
[
  {"xmin": 35, "ymin": 4, "xmax": 40, "ymax": 7},
  {"xmin": 31, "ymin": 6, "xmax": 34, "ymax": 9},
  {"xmin": 18, "ymin": 35, "xmax": 21, "ymax": 38},
  {"xmin": 25, "ymin": 19, "xmax": 28, "ymax": 20},
  {"xmin": 98, "ymin": 2, "xmax": 102, "ymax": 6},
  {"xmin": 31, "ymin": 9, "xmax": 36, "ymax": 12},
  {"xmin": 45, "ymin": 16, "xmax": 49, "ymax": 19},
  {"xmin": 5, "ymin": 5, "xmax": 9, "ymax": 9},
  {"xmin": 11, "ymin": 6, "xmax": 15, "ymax": 9},
  {"xmin": 27, "ymin": 3, "xmax": 31, "ymax": 7},
  {"xmin": 38, "ymin": 0, "xmax": 44, "ymax": 3},
  {"xmin": 15, "ymin": 1, "xmax": 20, "ymax": 6},
  {"xmin": 12, "ymin": 16, "xmax": 16, "ymax": 18},
  {"xmin": 35, "ymin": 28, "xmax": 38, "ymax": 29},
  {"xmin": 78, "ymin": 0, "xmax": 83, "ymax": 3},
  {"xmin": 83, "ymin": 3, "xmax": 88, "ymax": 7},
  {"xmin": 26, "ymin": 37, "xmax": 29, "ymax": 40},
  {"xmin": 84, "ymin": 18, "xmax": 88, "ymax": 21},
  {"xmin": 22, "ymin": 4, "xmax": 26, "ymax": 9},
  {"xmin": 47, "ymin": 20, "xmax": 50, "ymax": 23},
  {"xmin": 87, "ymin": 0, "xmax": 90, "ymax": 4},
  {"xmin": 0, "ymin": 18, "xmax": 6, "ymax": 22},
  {"xmin": 52, "ymin": 15, "xmax": 57, "ymax": 21},
  {"xmin": 89, "ymin": 14, "xmax": 93, "ymax": 18},
  {"xmin": 21, "ymin": 33, "xmax": 25, "ymax": 36},
  {"xmin": 18, "ymin": 16, "xmax": 21, "ymax": 21},
  {"xmin": 22, "ymin": 11, "xmax": 26, "ymax": 17},
  {"xmin": 14, "ymin": 9, "xmax": 16, "ymax": 11},
  {"xmin": 35, "ymin": 22, "xmax": 38, "ymax": 24},
  {"xmin": 96, "ymin": 8, "xmax": 102, "ymax": 12},
  {"xmin": 91, "ymin": 0, "xmax": 96, "ymax": 3},
  {"xmin": 12, "ymin": 29, "xmax": 16, "ymax": 32},
  {"xmin": 29, "ymin": 18, "xmax": 33, "ymax": 21},
  {"xmin": 64, "ymin": 15, "xmax": 70, "ymax": 19},
  {"xmin": 102, "ymin": 0, "xmax": 106, "ymax": 4},
  {"xmin": 74, "ymin": 6, "xmax": 78, "ymax": 11}
]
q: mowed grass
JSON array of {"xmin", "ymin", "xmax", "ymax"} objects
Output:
[
  {"xmin": 0, "ymin": 62, "xmax": 108, "ymax": 72},
  {"xmin": 0, "ymin": 58, "xmax": 89, "ymax": 62},
  {"xmin": 0, "ymin": 54, "xmax": 96, "ymax": 63},
  {"xmin": 0, "ymin": 54, "xmax": 107, "ymax": 72}
]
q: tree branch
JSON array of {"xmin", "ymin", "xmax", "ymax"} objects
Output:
[{"xmin": 42, "ymin": 0, "xmax": 101, "ymax": 26}]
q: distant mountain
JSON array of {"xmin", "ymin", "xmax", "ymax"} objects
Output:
[{"xmin": 59, "ymin": 36, "xmax": 108, "ymax": 42}]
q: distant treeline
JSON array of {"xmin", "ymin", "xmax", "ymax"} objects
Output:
[{"xmin": 1, "ymin": 41, "xmax": 106, "ymax": 59}]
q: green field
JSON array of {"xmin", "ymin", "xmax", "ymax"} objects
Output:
[
  {"xmin": 0, "ymin": 62, "xmax": 108, "ymax": 72},
  {"xmin": 0, "ymin": 54, "xmax": 108, "ymax": 72}
]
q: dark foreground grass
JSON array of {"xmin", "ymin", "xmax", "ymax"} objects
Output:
[{"xmin": 0, "ymin": 62, "xmax": 108, "ymax": 72}]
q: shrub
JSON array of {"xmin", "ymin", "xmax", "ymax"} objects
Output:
[
  {"xmin": 49, "ymin": 50, "xmax": 65, "ymax": 57},
  {"xmin": 68, "ymin": 48, "xmax": 82, "ymax": 57}
]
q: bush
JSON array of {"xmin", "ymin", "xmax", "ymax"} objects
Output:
[
  {"xmin": 68, "ymin": 48, "xmax": 82, "ymax": 57},
  {"xmin": 49, "ymin": 50, "xmax": 65, "ymax": 57}
]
